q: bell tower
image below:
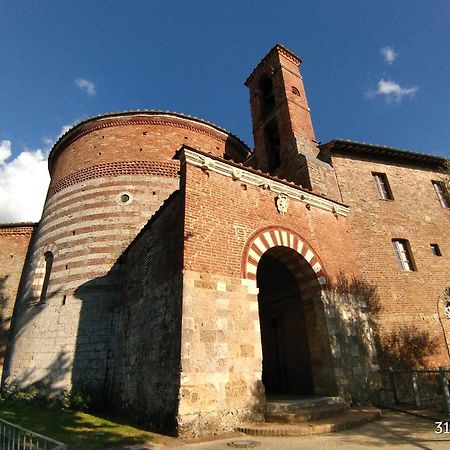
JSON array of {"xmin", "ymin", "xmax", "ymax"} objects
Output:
[{"xmin": 245, "ymin": 44, "xmax": 340, "ymax": 200}]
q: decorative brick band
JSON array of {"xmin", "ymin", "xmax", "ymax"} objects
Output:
[
  {"xmin": 0, "ymin": 226, "xmax": 36, "ymax": 236},
  {"xmin": 66, "ymin": 118, "xmax": 229, "ymax": 147},
  {"xmin": 49, "ymin": 114, "xmax": 249, "ymax": 172},
  {"xmin": 242, "ymin": 226, "xmax": 326, "ymax": 285},
  {"xmin": 48, "ymin": 160, "xmax": 180, "ymax": 198}
]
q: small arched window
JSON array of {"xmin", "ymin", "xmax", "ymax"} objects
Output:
[
  {"xmin": 292, "ymin": 86, "xmax": 301, "ymax": 97},
  {"xmin": 39, "ymin": 251, "xmax": 54, "ymax": 302}
]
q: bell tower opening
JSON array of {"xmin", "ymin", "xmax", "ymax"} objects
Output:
[
  {"xmin": 258, "ymin": 74, "xmax": 275, "ymax": 119},
  {"xmin": 256, "ymin": 246, "xmax": 337, "ymax": 396},
  {"xmin": 263, "ymin": 118, "xmax": 281, "ymax": 173}
]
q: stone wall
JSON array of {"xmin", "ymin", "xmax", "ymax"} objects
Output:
[
  {"xmin": 179, "ymin": 271, "xmax": 265, "ymax": 437},
  {"xmin": 322, "ymin": 276, "xmax": 380, "ymax": 404},
  {"xmin": 112, "ymin": 192, "xmax": 184, "ymax": 435}
]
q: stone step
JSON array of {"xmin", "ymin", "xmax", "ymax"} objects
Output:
[
  {"xmin": 265, "ymin": 396, "xmax": 345, "ymax": 414},
  {"xmin": 265, "ymin": 402, "xmax": 350, "ymax": 423},
  {"xmin": 236, "ymin": 407, "xmax": 381, "ymax": 437}
]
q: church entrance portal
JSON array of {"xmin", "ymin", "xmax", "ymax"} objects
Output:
[{"xmin": 256, "ymin": 246, "xmax": 331, "ymax": 395}]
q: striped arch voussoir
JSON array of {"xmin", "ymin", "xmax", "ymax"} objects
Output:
[
  {"xmin": 43, "ymin": 242, "xmax": 59, "ymax": 258},
  {"xmin": 242, "ymin": 227, "xmax": 326, "ymax": 286}
]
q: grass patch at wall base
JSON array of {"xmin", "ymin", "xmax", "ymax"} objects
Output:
[{"xmin": 0, "ymin": 398, "xmax": 160, "ymax": 450}]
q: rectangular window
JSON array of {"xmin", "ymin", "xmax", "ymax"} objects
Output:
[
  {"xmin": 430, "ymin": 244, "xmax": 442, "ymax": 256},
  {"xmin": 373, "ymin": 172, "xmax": 394, "ymax": 200},
  {"xmin": 432, "ymin": 181, "xmax": 450, "ymax": 208},
  {"xmin": 392, "ymin": 239, "xmax": 416, "ymax": 271}
]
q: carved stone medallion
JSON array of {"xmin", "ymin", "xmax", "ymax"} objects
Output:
[{"xmin": 276, "ymin": 193, "xmax": 289, "ymax": 215}]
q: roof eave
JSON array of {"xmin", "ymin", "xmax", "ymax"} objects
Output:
[{"xmin": 320, "ymin": 139, "xmax": 448, "ymax": 166}]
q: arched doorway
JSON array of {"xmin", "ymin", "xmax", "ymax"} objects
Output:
[{"xmin": 243, "ymin": 227, "xmax": 337, "ymax": 396}]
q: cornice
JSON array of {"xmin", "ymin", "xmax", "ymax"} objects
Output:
[
  {"xmin": 0, "ymin": 223, "xmax": 37, "ymax": 236},
  {"xmin": 245, "ymin": 43, "xmax": 302, "ymax": 87},
  {"xmin": 48, "ymin": 111, "xmax": 250, "ymax": 174},
  {"xmin": 320, "ymin": 139, "xmax": 447, "ymax": 167},
  {"xmin": 182, "ymin": 147, "xmax": 349, "ymax": 217}
]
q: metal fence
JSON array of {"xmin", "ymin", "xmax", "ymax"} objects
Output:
[
  {"xmin": 0, "ymin": 418, "xmax": 66, "ymax": 450},
  {"xmin": 380, "ymin": 367, "xmax": 450, "ymax": 414}
]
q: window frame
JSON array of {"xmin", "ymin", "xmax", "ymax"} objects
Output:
[
  {"xmin": 430, "ymin": 243, "xmax": 442, "ymax": 257},
  {"xmin": 39, "ymin": 251, "xmax": 54, "ymax": 302},
  {"xmin": 372, "ymin": 172, "xmax": 394, "ymax": 200},
  {"xmin": 432, "ymin": 181, "xmax": 450, "ymax": 209},
  {"xmin": 391, "ymin": 239, "xmax": 416, "ymax": 271}
]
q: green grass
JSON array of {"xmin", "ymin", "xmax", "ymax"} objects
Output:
[{"xmin": 0, "ymin": 398, "xmax": 161, "ymax": 450}]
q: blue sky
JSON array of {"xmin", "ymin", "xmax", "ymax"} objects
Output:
[{"xmin": 1, "ymin": 1, "xmax": 449, "ymax": 221}]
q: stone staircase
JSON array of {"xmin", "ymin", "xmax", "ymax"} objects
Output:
[{"xmin": 237, "ymin": 395, "xmax": 381, "ymax": 436}]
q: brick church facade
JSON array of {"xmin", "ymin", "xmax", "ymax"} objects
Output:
[{"xmin": 1, "ymin": 44, "xmax": 449, "ymax": 436}]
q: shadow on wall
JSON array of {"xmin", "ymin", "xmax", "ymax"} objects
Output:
[
  {"xmin": 71, "ymin": 261, "xmax": 122, "ymax": 409},
  {"xmin": 1, "ymin": 218, "xmax": 75, "ymax": 399},
  {"xmin": 377, "ymin": 326, "xmax": 438, "ymax": 370},
  {"xmin": 0, "ymin": 277, "xmax": 8, "ymax": 355},
  {"xmin": 2, "ymin": 350, "xmax": 71, "ymax": 399},
  {"xmin": 322, "ymin": 273, "xmax": 381, "ymax": 404},
  {"xmin": 3, "ymin": 258, "xmax": 120, "ymax": 408},
  {"xmin": 1, "ymin": 281, "xmax": 65, "ymax": 397},
  {"xmin": 322, "ymin": 273, "xmax": 438, "ymax": 404},
  {"xmin": 0, "ymin": 276, "xmax": 10, "ymax": 371},
  {"xmin": 71, "ymin": 249, "xmax": 182, "ymax": 435}
]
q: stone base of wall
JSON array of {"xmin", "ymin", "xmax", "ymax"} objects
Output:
[
  {"xmin": 178, "ymin": 270, "xmax": 266, "ymax": 437},
  {"xmin": 177, "ymin": 406, "xmax": 264, "ymax": 438}
]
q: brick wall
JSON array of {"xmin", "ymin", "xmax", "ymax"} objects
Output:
[
  {"xmin": 49, "ymin": 114, "xmax": 249, "ymax": 185},
  {"xmin": 177, "ymin": 159, "xmax": 378, "ymax": 435},
  {"xmin": 182, "ymin": 163, "xmax": 354, "ymax": 278},
  {"xmin": 332, "ymin": 153, "xmax": 450, "ymax": 368}
]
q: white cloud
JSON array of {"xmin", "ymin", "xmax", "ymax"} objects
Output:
[
  {"xmin": 75, "ymin": 78, "xmax": 96, "ymax": 96},
  {"xmin": 367, "ymin": 79, "xmax": 418, "ymax": 102},
  {"xmin": 381, "ymin": 46, "xmax": 397, "ymax": 64},
  {"xmin": 42, "ymin": 136, "xmax": 54, "ymax": 146},
  {"xmin": 0, "ymin": 142, "xmax": 50, "ymax": 223}
]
